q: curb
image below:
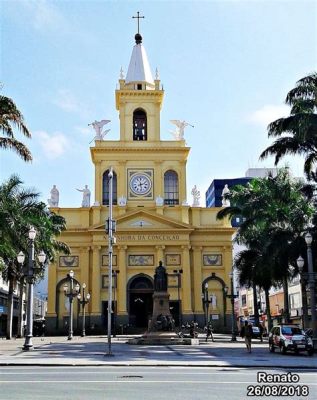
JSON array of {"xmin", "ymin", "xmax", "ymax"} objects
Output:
[{"xmin": 0, "ymin": 362, "xmax": 316, "ymax": 369}]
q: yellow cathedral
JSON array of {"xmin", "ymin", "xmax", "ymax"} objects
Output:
[{"xmin": 46, "ymin": 28, "xmax": 235, "ymax": 335}]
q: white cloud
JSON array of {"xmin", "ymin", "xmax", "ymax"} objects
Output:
[
  {"xmin": 22, "ymin": 0, "xmax": 66, "ymax": 32},
  {"xmin": 35, "ymin": 131, "xmax": 69, "ymax": 159},
  {"xmin": 247, "ymin": 104, "xmax": 289, "ymax": 127},
  {"xmin": 53, "ymin": 89, "xmax": 82, "ymax": 113}
]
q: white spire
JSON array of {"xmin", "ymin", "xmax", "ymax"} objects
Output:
[{"xmin": 125, "ymin": 35, "xmax": 154, "ymax": 85}]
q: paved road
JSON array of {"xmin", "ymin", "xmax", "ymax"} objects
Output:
[{"xmin": 0, "ymin": 366, "xmax": 316, "ymax": 400}]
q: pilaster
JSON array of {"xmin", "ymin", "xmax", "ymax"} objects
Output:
[
  {"xmin": 193, "ymin": 246, "xmax": 203, "ymax": 312},
  {"xmin": 47, "ymin": 261, "xmax": 57, "ymax": 316},
  {"xmin": 156, "ymin": 245, "xmax": 165, "ymax": 265},
  {"xmin": 91, "ymin": 246, "xmax": 101, "ymax": 314},
  {"xmin": 80, "ymin": 247, "xmax": 90, "ymax": 290},
  {"xmin": 117, "ymin": 245, "xmax": 127, "ymax": 314},
  {"xmin": 94, "ymin": 161, "xmax": 102, "ymax": 204},
  {"xmin": 181, "ymin": 245, "xmax": 192, "ymax": 313}
]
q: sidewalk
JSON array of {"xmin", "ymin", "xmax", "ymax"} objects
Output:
[{"xmin": 0, "ymin": 334, "xmax": 316, "ymax": 368}]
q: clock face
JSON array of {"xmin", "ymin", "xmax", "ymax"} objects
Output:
[{"xmin": 130, "ymin": 174, "xmax": 152, "ymax": 195}]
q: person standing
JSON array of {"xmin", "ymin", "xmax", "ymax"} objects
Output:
[{"xmin": 241, "ymin": 320, "xmax": 253, "ymax": 353}]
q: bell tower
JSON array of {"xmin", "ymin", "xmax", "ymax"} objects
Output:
[
  {"xmin": 91, "ymin": 22, "xmax": 189, "ymax": 206},
  {"xmin": 115, "ymin": 32, "xmax": 164, "ymax": 143}
]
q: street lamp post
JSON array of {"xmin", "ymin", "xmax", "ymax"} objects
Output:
[
  {"xmin": 105, "ymin": 167, "xmax": 116, "ymax": 356},
  {"xmin": 77, "ymin": 283, "xmax": 90, "ymax": 337},
  {"xmin": 224, "ymin": 271, "xmax": 238, "ymax": 342},
  {"xmin": 202, "ymin": 282, "xmax": 212, "ymax": 327},
  {"xmin": 63, "ymin": 270, "xmax": 80, "ymax": 340},
  {"xmin": 112, "ymin": 270, "xmax": 120, "ymax": 337},
  {"xmin": 297, "ymin": 232, "xmax": 317, "ymax": 345},
  {"xmin": 297, "ymin": 255, "xmax": 309, "ymax": 330},
  {"xmin": 17, "ymin": 227, "xmax": 46, "ymax": 351},
  {"xmin": 173, "ymin": 269, "xmax": 183, "ymax": 327}
]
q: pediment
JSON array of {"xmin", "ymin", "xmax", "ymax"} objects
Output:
[{"xmin": 90, "ymin": 209, "xmax": 192, "ymax": 232}]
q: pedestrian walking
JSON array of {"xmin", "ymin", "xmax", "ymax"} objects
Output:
[
  {"xmin": 205, "ymin": 322, "xmax": 215, "ymax": 342},
  {"xmin": 241, "ymin": 320, "xmax": 253, "ymax": 352}
]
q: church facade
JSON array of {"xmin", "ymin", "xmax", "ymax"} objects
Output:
[{"xmin": 46, "ymin": 30, "xmax": 235, "ymax": 335}]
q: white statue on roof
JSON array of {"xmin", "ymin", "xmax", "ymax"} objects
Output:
[
  {"xmin": 221, "ymin": 184, "xmax": 231, "ymax": 207},
  {"xmin": 88, "ymin": 120, "xmax": 111, "ymax": 142},
  {"xmin": 191, "ymin": 185, "xmax": 200, "ymax": 207},
  {"xmin": 48, "ymin": 185, "xmax": 59, "ymax": 207},
  {"xmin": 76, "ymin": 185, "xmax": 91, "ymax": 207},
  {"xmin": 170, "ymin": 120, "xmax": 194, "ymax": 140}
]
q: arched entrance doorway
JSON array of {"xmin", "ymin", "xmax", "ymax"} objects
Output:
[
  {"xmin": 56, "ymin": 277, "xmax": 80, "ymax": 334},
  {"xmin": 128, "ymin": 274, "xmax": 153, "ymax": 328}
]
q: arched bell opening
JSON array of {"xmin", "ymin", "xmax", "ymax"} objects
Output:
[{"xmin": 133, "ymin": 108, "xmax": 147, "ymax": 141}]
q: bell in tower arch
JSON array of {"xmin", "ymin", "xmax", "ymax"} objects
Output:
[{"xmin": 133, "ymin": 108, "xmax": 147, "ymax": 141}]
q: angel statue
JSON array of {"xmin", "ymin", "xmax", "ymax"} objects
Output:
[
  {"xmin": 170, "ymin": 120, "xmax": 194, "ymax": 140},
  {"xmin": 191, "ymin": 185, "xmax": 200, "ymax": 207},
  {"xmin": 88, "ymin": 119, "xmax": 111, "ymax": 143}
]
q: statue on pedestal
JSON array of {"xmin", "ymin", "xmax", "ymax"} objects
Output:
[
  {"xmin": 154, "ymin": 261, "xmax": 168, "ymax": 292},
  {"xmin": 221, "ymin": 184, "xmax": 231, "ymax": 207},
  {"xmin": 191, "ymin": 185, "xmax": 201, "ymax": 207},
  {"xmin": 48, "ymin": 185, "xmax": 59, "ymax": 207},
  {"xmin": 76, "ymin": 185, "xmax": 91, "ymax": 207}
]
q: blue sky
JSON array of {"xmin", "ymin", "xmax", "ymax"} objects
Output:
[{"xmin": 1, "ymin": 0, "xmax": 316, "ymax": 207}]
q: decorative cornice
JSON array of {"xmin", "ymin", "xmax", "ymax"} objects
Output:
[{"xmin": 91, "ymin": 147, "xmax": 190, "ymax": 153}]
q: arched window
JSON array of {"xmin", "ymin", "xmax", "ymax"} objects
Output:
[
  {"xmin": 133, "ymin": 109, "xmax": 147, "ymax": 141},
  {"xmin": 164, "ymin": 170, "xmax": 179, "ymax": 205},
  {"xmin": 102, "ymin": 170, "xmax": 117, "ymax": 205}
]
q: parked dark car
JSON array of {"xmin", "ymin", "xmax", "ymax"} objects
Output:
[{"xmin": 269, "ymin": 324, "xmax": 313, "ymax": 356}]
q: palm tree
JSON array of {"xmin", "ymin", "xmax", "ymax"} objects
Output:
[
  {"xmin": 0, "ymin": 95, "xmax": 32, "ymax": 162},
  {"xmin": 260, "ymin": 72, "xmax": 317, "ymax": 181},
  {"xmin": 0, "ymin": 175, "xmax": 69, "ymax": 338},
  {"xmin": 217, "ymin": 169, "xmax": 314, "ymax": 324},
  {"xmin": 234, "ymin": 233, "xmax": 276, "ymax": 330}
]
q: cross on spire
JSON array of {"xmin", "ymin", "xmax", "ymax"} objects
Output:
[{"xmin": 132, "ymin": 11, "xmax": 144, "ymax": 34}]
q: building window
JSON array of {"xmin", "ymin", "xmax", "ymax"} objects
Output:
[
  {"xmin": 133, "ymin": 109, "xmax": 147, "ymax": 141},
  {"xmin": 241, "ymin": 294, "xmax": 247, "ymax": 307},
  {"xmin": 164, "ymin": 170, "xmax": 179, "ymax": 205},
  {"xmin": 137, "ymin": 84, "xmax": 142, "ymax": 90},
  {"xmin": 102, "ymin": 169, "xmax": 117, "ymax": 205}
]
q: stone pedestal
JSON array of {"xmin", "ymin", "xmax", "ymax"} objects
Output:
[
  {"xmin": 148, "ymin": 291, "xmax": 172, "ymax": 332},
  {"xmin": 129, "ymin": 290, "xmax": 184, "ymax": 345}
]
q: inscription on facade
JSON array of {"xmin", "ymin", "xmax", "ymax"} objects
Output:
[{"xmin": 115, "ymin": 234, "xmax": 181, "ymax": 242}]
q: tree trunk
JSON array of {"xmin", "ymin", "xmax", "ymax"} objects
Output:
[
  {"xmin": 264, "ymin": 288, "xmax": 272, "ymax": 331},
  {"xmin": 252, "ymin": 282, "xmax": 260, "ymax": 326},
  {"xmin": 282, "ymin": 276, "xmax": 290, "ymax": 323},
  {"xmin": 17, "ymin": 278, "xmax": 25, "ymax": 338},
  {"xmin": 6, "ymin": 277, "xmax": 14, "ymax": 340}
]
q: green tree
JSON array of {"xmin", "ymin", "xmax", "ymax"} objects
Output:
[
  {"xmin": 0, "ymin": 175, "xmax": 69, "ymax": 339},
  {"xmin": 0, "ymin": 95, "xmax": 32, "ymax": 162},
  {"xmin": 260, "ymin": 73, "xmax": 317, "ymax": 181},
  {"xmin": 217, "ymin": 169, "xmax": 314, "ymax": 324}
]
